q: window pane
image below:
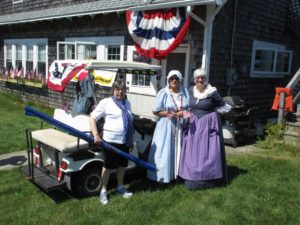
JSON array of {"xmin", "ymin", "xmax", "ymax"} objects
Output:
[
  {"xmin": 26, "ymin": 45, "xmax": 33, "ymax": 61},
  {"xmin": 66, "ymin": 45, "xmax": 75, "ymax": 59},
  {"xmin": 276, "ymin": 52, "xmax": 290, "ymax": 73},
  {"xmin": 16, "ymin": 60, "xmax": 22, "ymax": 71},
  {"xmin": 58, "ymin": 44, "xmax": 65, "ymax": 60},
  {"xmin": 38, "ymin": 45, "xmax": 46, "ymax": 61},
  {"xmin": 77, "ymin": 44, "xmax": 96, "ymax": 59},
  {"xmin": 26, "ymin": 61, "xmax": 33, "ymax": 78},
  {"xmin": 6, "ymin": 60, "xmax": 12, "ymax": 71},
  {"xmin": 16, "ymin": 45, "xmax": 22, "ymax": 60},
  {"xmin": 132, "ymin": 74, "xmax": 138, "ymax": 85},
  {"xmin": 138, "ymin": 75, "xmax": 145, "ymax": 85},
  {"xmin": 77, "ymin": 44, "xmax": 84, "ymax": 59},
  {"xmin": 6, "ymin": 45, "xmax": 12, "ymax": 59},
  {"xmin": 38, "ymin": 62, "xmax": 46, "ymax": 77},
  {"xmin": 254, "ymin": 50, "xmax": 274, "ymax": 72},
  {"xmin": 107, "ymin": 46, "xmax": 120, "ymax": 60},
  {"xmin": 145, "ymin": 74, "xmax": 151, "ymax": 86}
]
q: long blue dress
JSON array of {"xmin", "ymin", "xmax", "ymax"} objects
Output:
[{"xmin": 147, "ymin": 87, "xmax": 189, "ymax": 183}]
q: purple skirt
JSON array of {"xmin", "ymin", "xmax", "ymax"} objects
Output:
[{"xmin": 179, "ymin": 112, "xmax": 226, "ymax": 181}]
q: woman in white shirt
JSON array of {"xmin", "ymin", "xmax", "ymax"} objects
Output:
[{"xmin": 89, "ymin": 80, "xmax": 134, "ymax": 205}]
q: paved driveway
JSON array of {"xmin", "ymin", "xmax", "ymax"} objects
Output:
[{"xmin": 0, "ymin": 150, "xmax": 28, "ymax": 171}]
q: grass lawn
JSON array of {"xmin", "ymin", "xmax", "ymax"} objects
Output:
[
  {"xmin": 0, "ymin": 91, "xmax": 299, "ymax": 225},
  {"xmin": 0, "ymin": 91, "xmax": 53, "ymax": 154},
  {"xmin": 0, "ymin": 148, "xmax": 299, "ymax": 225}
]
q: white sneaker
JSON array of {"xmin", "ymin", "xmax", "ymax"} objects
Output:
[
  {"xmin": 99, "ymin": 192, "xmax": 108, "ymax": 205},
  {"xmin": 116, "ymin": 187, "xmax": 133, "ymax": 198}
]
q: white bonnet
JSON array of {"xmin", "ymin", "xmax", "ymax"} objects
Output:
[
  {"xmin": 167, "ymin": 70, "xmax": 183, "ymax": 81},
  {"xmin": 193, "ymin": 68, "xmax": 206, "ymax": 79}
]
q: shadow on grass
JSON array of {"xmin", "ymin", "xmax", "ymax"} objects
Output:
[
  {"xmin": 226, "ymin": 165, "xmax": 248, "ymax": 185},
  {"xmin": 33, "ymin": 165, "xmax": 248, "ymax": 203}
]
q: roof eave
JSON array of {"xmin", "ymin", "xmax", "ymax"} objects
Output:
[{"xmin": 129, "ymin": 0, "xmax": 224, "ymax": 11}]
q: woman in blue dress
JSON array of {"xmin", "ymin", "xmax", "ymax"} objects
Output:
[
  {"xmin": 147, "ymin": 70, "xmax": 189, "ymax": 183},
  {"xmin": 179, "ymin": 68, "xmax": 231, "ymax": 189}
]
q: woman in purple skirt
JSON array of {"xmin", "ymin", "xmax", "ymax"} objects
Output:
[{"xmin": 179, "ymin": 68, "xmax": 231, "ymax": 189}]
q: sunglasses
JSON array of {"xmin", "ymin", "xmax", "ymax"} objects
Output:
[{"xmin": 169, "ymin": 76, "xmax": 179, "ymax": 81}]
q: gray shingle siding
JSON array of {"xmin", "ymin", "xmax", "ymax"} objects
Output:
[
  {"xmin": 210, "ymin": 0, "xmax": 300, "ymax": 118},
  {"xmin": 0, "ymin": 0, "xmax": 299, "ymax": 119}
]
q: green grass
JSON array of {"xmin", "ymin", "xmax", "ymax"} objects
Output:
[
  {"xmin": 0, "ymin": 150, "xmax": 299, "ymax": 225},
  {"xmin": 0, "ymin": 91, "xmax": 299, "ymax": 225},
  {"xmin": 0, "ymin": 91, "xmax": 53, "ymax": 154}
]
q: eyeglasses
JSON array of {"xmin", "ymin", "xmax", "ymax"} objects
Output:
[
  {"xmin": 169, "ymin": 76, "xmax": 179, "ymax": 81},
  {"xmin": 195, "ymin": 76, "xmax": 205, "ymax": 80}
]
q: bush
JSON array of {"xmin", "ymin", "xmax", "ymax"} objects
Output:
[{"xmin": 256, "ymin": 123, "xmax": 284, "ymax": 149}]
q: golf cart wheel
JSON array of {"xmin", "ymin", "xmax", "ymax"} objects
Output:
[{"xmin": 75, "ymin": 166, "xmax": 102, "ymax": 196}]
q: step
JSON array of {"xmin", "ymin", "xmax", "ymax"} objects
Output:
[
  {"xmin": 283, "ymin": 135, "xmax": 300, "ymax": 145},
  {"xmin": 20, "ymin": 165, "xmax": 66, "ymax": 192},
  {"xmin": 285, "ymin": 122, "xmax": 300, "ymax": 135}
]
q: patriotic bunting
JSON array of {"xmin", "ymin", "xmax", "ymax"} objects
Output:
[
  {"xmin": 126, "ymin": 7, "xmax": 191, "ymax": 59},
  {"xmin": 47, "ymin": 60, "xmax": 87, "ymax": 92}
]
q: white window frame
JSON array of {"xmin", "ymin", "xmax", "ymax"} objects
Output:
[
  {"xmin": 59, "ymin": 36, "xmax": 125, "ymax": 61},
  {"xmin": 57, "ymin": 42, "xmax": 75, "ymax": 60},
  {"xmin": 105, "ymin": 44, "xmax": 124, "ymax": 61},
  {"xmin": 75, "ymin": 42, "xmax": 97, "ymax": 60},
  {"xmin": 37, "ymin": 44, "xmax": 47, "ymax": 76},
  {"xmin": 4, "ymin": 38, "xmax": 48, "ymax": 78},
  {"xmin": 250, "ymin": 40, "xmax": 293, "ymax": 78}
]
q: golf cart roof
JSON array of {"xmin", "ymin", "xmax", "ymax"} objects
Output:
[{"xmin": 85, "ymin": 60, "xmax": 161, "ymax": 71}]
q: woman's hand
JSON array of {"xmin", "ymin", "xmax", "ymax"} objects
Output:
[
  {"xmin": 93, "ymin": 134, "xmax": 102, "ymax": 144},
  {"xmin": 174, "ymin": 111, "xmax": 184, "ymax": 118}
]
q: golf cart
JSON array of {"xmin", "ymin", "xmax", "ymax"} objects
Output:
[{"xmin": 20, "ymin": 60, "xmax": 160, "ymax": 196}]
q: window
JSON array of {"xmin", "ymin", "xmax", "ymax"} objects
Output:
[
  {"xmin": 4, "ymin": 38, "xmax": 48, "ymax": 80},
  {"xmin": 77, "ymin": 43, "xmax": 97, "ymax": 60},
  {"xmin": 251, "ymin": 40, "xmax": 292, "ymax": 77},
  {"xmin": 26, "ymin": 45, "xmax": 33, "ymax": 75},
  {"xmin": 58, "ymin": 43, "xmax": 75, "ymax": 60},
  {"xmin": 16, "ymin": 45, "xmax": 22, "ymax": 71},
  {"xmin": 132, "ymin": 74, "xmax": 151, "ymax": 86},
  {"xmin": 58, "ymin": 37, "xmax": 124, "ymax": 60},
  {"xmin": 37, "ymin": 45, "xmax": 46, "ymax": 77},
  {"xmin": 107, "ymin": 45, "xmax": 121, "ymax": 60},
  {"xmin": 130, "ymin": 49, "xmax": 152, "ymax": 87},
  {"xmin": 6, "ymin": 45, "xmax": 12, "ymax": 71}
]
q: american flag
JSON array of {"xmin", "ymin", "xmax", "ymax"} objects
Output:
[
  {"xmin": 17, "ymin": 67, "xmax": 24, "ymax": 78},
  {"xmin": 10, "ymin": 67, "xmax": 15, "ymax": 79}
]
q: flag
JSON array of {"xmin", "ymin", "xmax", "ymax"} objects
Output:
[
  {"xmin": 26, "ymin": 69, "xmax": 32, "ymax": 80},
  {"xmin": 126, "ymin": 7, "xmax": 191, "ymax": 59},
  {"xmin": 32, "ymin": 68, "xmax": 37, "ymax": 80},
  {"xmin": 48, "ymin": 60, "xmax": 87, "ymax": 92},
  {"xmin": 10, "ymin": 66, "xmax": 15, "ymax": 79},
  {"xmin": 17, "ymin": 67, "xmax": 24, "ymax": 78},
  {"xmin": 1, "ymin": 67, "xmax": 6, "ymax": 80}
]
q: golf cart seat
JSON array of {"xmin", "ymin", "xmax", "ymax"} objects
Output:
[{"xmin": 31, "ymin": 128, "xmax": 89, "ymax": 153}]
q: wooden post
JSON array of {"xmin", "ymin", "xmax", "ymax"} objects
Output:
[{"xmin": 278, "ymin": 92, "xmax": 286, "ymax": 126}]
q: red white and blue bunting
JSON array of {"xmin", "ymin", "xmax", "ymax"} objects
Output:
[
  {"xmin": 126, "ymin": 8, "xmax": 191, "ymax": 59},
  {"xmin": 47, "ymin": 60, "xmax": 87, "ymax": 92}
]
